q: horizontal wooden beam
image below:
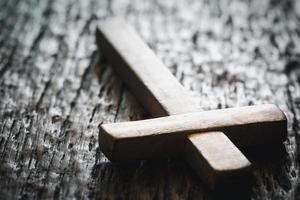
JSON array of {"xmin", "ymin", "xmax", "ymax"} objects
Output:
[{"xmin": 99, "ymin": 104, "xmax": 286, "ymax": 161}]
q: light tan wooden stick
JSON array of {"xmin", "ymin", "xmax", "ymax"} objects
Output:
[{"xmin": 96, "ymin": 17, "xmax": 287, "ymax": 189}]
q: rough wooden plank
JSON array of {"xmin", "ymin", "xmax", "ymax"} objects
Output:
[{"xmin": 0, "ymin": 0, "xmax": 299, "ymax": 199}]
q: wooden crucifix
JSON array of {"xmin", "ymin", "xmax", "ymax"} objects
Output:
[{"xmin": 96, "ymin": 17, "xmax": 287, "ymax": 189}]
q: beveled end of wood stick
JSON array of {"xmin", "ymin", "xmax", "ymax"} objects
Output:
[
  {"xmin": 99, "ymin": 125, "xmax": 115, "ymax": 161},
  {"xmin": 185, "ymin": 132, "xmax": 251, "ymax": 189},
  {"xmin": 99, "ymin": 123, "xmax": 185, "ymax": 161}
]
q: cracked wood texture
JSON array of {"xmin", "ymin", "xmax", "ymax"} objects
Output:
[{"xmin": 0, "ymin": 0, "xmax": 299, "ymax": 199}]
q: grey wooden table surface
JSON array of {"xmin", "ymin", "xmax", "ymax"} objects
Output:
[{"xmin": 0, "ymin": 0, "xmax": 300, "ymax": 199}]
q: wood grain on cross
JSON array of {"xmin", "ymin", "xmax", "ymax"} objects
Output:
[{"xmin": 96, "ymin": 18, "xmax": 287, "ymax": 189}]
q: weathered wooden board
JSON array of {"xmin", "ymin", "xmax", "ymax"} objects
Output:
[{"xmin": 0, "ymin": 0, "xmax": 299, "ymax": 199}]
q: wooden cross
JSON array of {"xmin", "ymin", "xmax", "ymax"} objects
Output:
[{"xmin": 96, "ymin": 17, "xmax": 287, "ymax": 189}]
